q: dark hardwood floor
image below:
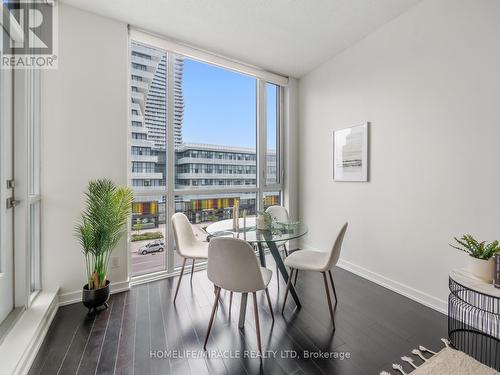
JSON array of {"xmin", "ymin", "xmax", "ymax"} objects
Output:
[{"xmin": 28, "ymin": 255, "xmax": 447, "ymax": 375}]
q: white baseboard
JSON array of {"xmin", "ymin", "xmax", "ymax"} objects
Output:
[
  {"xmin": 58, "ymin": 280, "xmax": 130, "ymax": 307},
  {"xmin": 0, "ymin": 290, "xmax": 59, "ymax": 375},
  {"xmin": 61, "ymin": 251, "xmax": 448, "ymax": 315},
  {"xmin": 300, "ymin": 243, "xmax": 447, "ymax": 314},
  {"xmin": 336, "ymin": 258, "xmax": 448, "ymax": 315}
]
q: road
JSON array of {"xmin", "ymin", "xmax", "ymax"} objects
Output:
[{"xmin": 130, "ymin": 222, "xmax": 210, "ymax": 276}]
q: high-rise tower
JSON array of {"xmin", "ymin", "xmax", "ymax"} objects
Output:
[{"xmin": 130, "ymin": 43, "xmax": 184, "ymax": 189}]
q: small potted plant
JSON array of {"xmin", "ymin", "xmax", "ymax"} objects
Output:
[
  {"xmin": 449, "ymin": 234, "xmax": 500, "ymax": 282},
  {"xmin": 75, "ymin": 179, "xmax": 133, "ymax": 314}
]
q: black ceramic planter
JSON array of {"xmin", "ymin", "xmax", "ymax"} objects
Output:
[{"xmin": 82, "ymin": 280, "xmax": 110, "ymax": 314}]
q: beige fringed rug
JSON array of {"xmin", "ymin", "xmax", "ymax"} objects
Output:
[
  {"xmin": 381, "ymin": 339, "xmax": 499, "ymax": 375},
  {"xmin": 409, "ymin": 348, "xmax": 499, "ymax": 375}
]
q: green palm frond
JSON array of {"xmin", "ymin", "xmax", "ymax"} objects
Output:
[
  {"xmin": 75, "ymin": 179, "xmax": 133, "ymax": 289},
  {"xmin": 450, "ymin": 234, "xmax": 500, "ymax": 260}
]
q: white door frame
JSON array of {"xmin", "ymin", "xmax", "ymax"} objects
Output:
[{"xmin": 0, "ymin": 59, "xmax": 15, "ymax": 325}]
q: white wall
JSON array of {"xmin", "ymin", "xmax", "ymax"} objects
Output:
[
  {"xmin": 299, "ymin": 0, "xmax": 500, "ymax": 312},
  {"xmin": 41, "ymin": 4, "xmax": 129, "ymax": 302}
]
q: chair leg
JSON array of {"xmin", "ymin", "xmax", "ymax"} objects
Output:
[
  {"xmin": 265, "ymin": 288, "xmax": 274, "ymax": 322},
  {"xmin": 283, "ymin": 243, "xmax": 289, "ymax": 257},
  {"xmin": 252, "ymin": 292, "xmax": 262, "ymax": 354},
  {"xmin": 322, "ymin": 272, "xmax": 335, "ymax": 329},
  {"xmin": 174, "ymin": 258, "xmax": 187, "ymax": 303},
  {"xmin": 190, "ymin": 258, "xmax": 195, "ymax": 282},
  {"xmin": 204, "ymin": 286, "xmax": 221, "ymax": 350},
  {"xmin": 282, "ymin": 268, "xmax": 295, "ymax": 314},
  {"xmin": 328, "ymin": 270, "xmax": 338, "ymax": 303},
  {"xmin": 293, "ymin": 269, "xmax": 298, "ymax": 286}
]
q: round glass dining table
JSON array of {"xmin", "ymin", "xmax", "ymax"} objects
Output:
[
  {"xmin": 205, "ymin": 217, "xmax": 308, "ymax": 328},
  {"xmin": 205, "ymin": 217, "xmax": 308, "ymax": 243}
]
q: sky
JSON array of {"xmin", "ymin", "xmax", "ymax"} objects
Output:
[{"xmin": 182, "ymin": 58, "xmax": 277, "ymax": 149}]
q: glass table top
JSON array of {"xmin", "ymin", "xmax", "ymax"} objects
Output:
[{"xmin": 205, "ymin": 217, "xmax": 308, "ymax": 244}]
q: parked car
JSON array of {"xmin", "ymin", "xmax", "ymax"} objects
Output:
[{"xmin": 138, "ymin": 239, "xmax": 165, "ymax": 255}]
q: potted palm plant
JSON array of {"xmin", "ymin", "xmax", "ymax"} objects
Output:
[
  {"xmin": 450, "ymin": 234, "xmax": 500, "ymax": 282},
  {"xmin": 75, "ymin": 179, "xmax": 133, "ymax": 314}
]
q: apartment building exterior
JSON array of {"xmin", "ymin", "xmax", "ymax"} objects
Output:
[{"xmin": 175, "ymin": 143, "xmax": 257, "ymax": 189}]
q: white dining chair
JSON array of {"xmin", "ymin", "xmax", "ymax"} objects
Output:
[
  {"xmin": 171, "ymin": 212, "xmax": 209, "ymax": 302},
  {"xmin": 265, "ymin": 205, "xmax": 290, "ymax": 257},
  {"xmin": 204, "ymin": 237, "xmax": 274, "ymax": 354},
  {"xmin": 265, "ymin": 205, "xmax": 290, "ymax": 284},
  {"xmin": 282, "ymin": 222, "xmax": 348, "ymax": 329}
]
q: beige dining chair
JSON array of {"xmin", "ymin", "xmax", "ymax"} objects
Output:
[
  {"xmin": 204, "ymin": 237, "xmax": 274, "ymax": 354},
  {"xmin": 265, "ymin": 205, "xmax": 290, "ymax": 257},
  {"xmin": 282, "ymin": 222, "xmax": 348, "ymax": 329},
  {"xmin": 171, "ymin": 212, "xmax": 209, "ymax": 303}
]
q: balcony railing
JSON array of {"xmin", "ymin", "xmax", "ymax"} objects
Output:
[
  {"xmin": 131, "ymin": 138, "xmax": 155, "ymax": 148},
  {"xmin": 130, "ymin": 114, "xmax": 144, "ymax": 123},
  {"xmin": 131, "ymin": 91, "xmax": 144, "ymax": 102},
  {"xmin": 131, "ymin": 172, "xmax": 164, "ymax": 180},
  {"xmin": 131, "ymin": 80, "xmax": 148, "ymax": 91},
  {"xmin": 129, "ymin": 125, "xmax": 148, "ymax": 134},
  {"xmin": 176, "ymin": 173, "xmax": 256, "ymax": 179},
  {"xmin": 131, "ymin": 54, "xmax": 158, "ymax": 68},
  {"xmin": 175, "ymin": 157, "xmax": 256, "ymax": 166},
  {"xmin": 131, "ymin": 154, "xmax": 158, "ymax": 163},
  {"xmin": 131, "ymin": 68, "xmax": 154, "ymax": 80}
]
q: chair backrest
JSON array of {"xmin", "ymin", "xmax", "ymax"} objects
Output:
[
  {"xmin": 208, "ymin": 237, "xmax": 266, "ymax": 293},
  {"xmin": 265, "ymin": 205, "xmax": 289, "ymax": 222},
  {"xmin": 326, "ymin": 222, "xmax": 349, "ymax": 270},
  {"xmin": 171, "ymin": 212, "xmax": 198, "ymax": 257}
]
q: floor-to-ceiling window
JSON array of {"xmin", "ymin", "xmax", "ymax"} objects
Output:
[
  {"xmin": 172, "ymin": 56, "xmax": 258, "ymax": 268},
  {"xmin": 129, "ymin": 43, "xmax": 168, "ymax": 276},
  {"xmin": 128, "ymin": 32, "xmax": 286, "ymax": 278}
]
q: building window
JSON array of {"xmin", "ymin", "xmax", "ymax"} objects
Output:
[
  {"xmin": 132, "ymin": 63, "xmax": 147, "ymax": 71},
  {"xmin": 132, "ymin": 51, "xmax": 152, "ymax": 60}
]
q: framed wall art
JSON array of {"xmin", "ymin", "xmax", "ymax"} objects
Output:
[{"xmin": 333, "ymin": 123, "xmax": 369, "ymax": 182}]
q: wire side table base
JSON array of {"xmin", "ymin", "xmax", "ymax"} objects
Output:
[{"xmin": 448, "ymin": 275, "xmax": 500, "ymax": 370}]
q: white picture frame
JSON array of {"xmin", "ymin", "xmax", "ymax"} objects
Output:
[{"xmin": 333, "ymin": 123, "xmax": 369, "ymax": 182}]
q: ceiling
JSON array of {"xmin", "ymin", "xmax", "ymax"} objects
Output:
[{"xmin": 60, "ymin": 0, "xmax": 421, "ymax": 78}]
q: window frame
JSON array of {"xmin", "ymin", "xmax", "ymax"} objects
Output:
[
  {"xmin": 10, "ymin": 67, "xmax": 42, "ymax": 307},
  {"xmin": 260, "ymin": 82, "xmax": 284, "ymax": 190},
  {"xmin": 128, "ymin": 32, "xmax": 287, "ymax": 282},
  {"xmin": 27, "ymin": 68, "xmax": 42, "ymax": 298}
]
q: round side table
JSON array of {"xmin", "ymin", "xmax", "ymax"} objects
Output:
[{"xmin": 448, "ymin": 269, "xmax": 500, "ymax": 370}]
